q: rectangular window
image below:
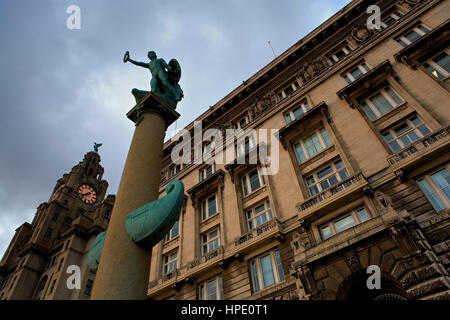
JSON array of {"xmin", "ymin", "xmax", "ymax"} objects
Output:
[
  {"xmin": 284, "ymin": 100, "xmax": 311, "ymax": 124},
  {"xmin": 423, "ymin": 49, "xmax": 450, "ymax": 80},
  {"xmin": 199, "ymin": 164, "xmax": 215, "ymax": 181},
  {"xmin": 380, "ymin": 11, "xmax": 402, "ymax": 29},
  {"xmin": 383, "ymin": 116, "xmax": 431, "ymax": 152},
  {"xmin": 360, "ymin": 87, "xmax": 403, "ymax": 120},
  {"xmin": 199, "ymin": 275, "xmax": 223, "ymax": 300},
  {"xmin": 294, "ymin": 127, "xmax": 333, "ymax": 164},
  {"xmin": 236, "ymin": 134, "xmax": 256, "ymax": 157},
  {"xmin": 305, "ymin": 160, "xmax": 348, "ymax": 197},
  {"xmin": 246, "ymin": 200, "xmax": 273, "ymax": 230},
  {"xmin": 320, "ymin": 207, "xmax": 371, "ymax": 240},
  {"xmin": 277, "ymin": 80, "xmax": 300, "ymax": 101},
  {"xmin": 162, "ymin": 251, "xmax": 178, "ymax": 275},
  {"xmin": 241, "ymin": 167, "xmax": 266, "ymax": 196},
  {"xmin": 164, "ymin": 219, "xmax": 179, "ymax": 242},
  {"xmin": 201, "ymin": 228, "xmax": 220, "ymax": 255},
  {"xmin": 168, "ymin": 164, "xmax": 182, "ymax": 178},
  {"xmin": 342, "ymin": 63, "xmax": 371, "ymax": 83},
  {"xmin": 417, "ymin": 167, "xmax": 450, "ymax": 212},
  {"xmin": 250, "ymin": 249, "xmax": 284, "ymax": 292},
  {"xmin": 201, "ymin": 195, "xmax": 217, "ymax": 220},
  {"xmin": 84, "ymin": 279, "xmax": 93, "ymax": 296},
  {"xmin": 328, "ymin": 45, "xmax": 352, "ymax": 64},
  {"xmin": 234, "ymin": 115, "xmax": 249, "ymax": 130},
  {"xmin": 396, "ymin": 25, "xmax": 429, "ymax": 47}
]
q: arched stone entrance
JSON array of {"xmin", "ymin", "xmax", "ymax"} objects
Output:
[{"xmin": 336, "ymin": 271, "xmax": 408, "ymax": 300}]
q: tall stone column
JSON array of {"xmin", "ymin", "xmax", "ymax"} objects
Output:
[{"xmin": 91, "ymin": 93, "xmax": 179, "ymax": 300}]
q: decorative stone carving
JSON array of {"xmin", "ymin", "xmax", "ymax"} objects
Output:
[
  {"xmin": 344, "ymin": 250, "xmax": 362, "ymax": 274},
  {"xmin": 350, "ymin": 24, "xmax": 373, "ymax": 44},
  {"xmin": 397, "ymin": 0, "xmax": 424, "ymax": 10},
  {"xmin": 249, "ymin": 94, "xmax": 276, "ymax": 120},
  {"xmin": 298, "ymin": 56, "xmax": 329, "ymax": 83},
  {"xmin": 290, "ymin": 232, "xmax": 306, "ymax": 253},
  {"xmin": 374, "ymin": 191, "xmax": 393, "ymax": 211}
]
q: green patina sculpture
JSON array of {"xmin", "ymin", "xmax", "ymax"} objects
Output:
[
  {"xmin": 124, "ymin": 50, "xmax": 184, "ymax": 108},
  {"xmin": 125, "ymin": 179, "xmax": 184, "ymax": 249},
  {"xmin": 93, "ymin": 142, "xmax": 102, "ymax": 153},
  {"xmin": 87, "ymin": 179, "xmax": 184, "ymax": 271},
  {"xmin": 87, "ymin": 231, "xmax": 106, "ymax": 271}
]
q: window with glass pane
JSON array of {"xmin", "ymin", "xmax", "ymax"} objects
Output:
[
  {"xmin": 201, "ymin": 195, "xmax": 217, "ymax": 220},
  {"xmin": 304, "ymin": 133, "xmax": 323, "ymax": 157},
  {"xmin": 202, "ymin": 229, "xmax": 220, "ymax": 255},
  {"xmin": 294, "ymin": 128, "xmax": 333, "ymax": 163},
  {"xmin": 242, "ymin": 168, "xmax": 266, "ymax": 196},
  {"xmin": 334, "ymin": 215, "xmax": 356, "ymax": 233},
  {"xmin": 306, "ymin": 160, "xmax": 348, "ymax": 197},
  {"xmin": 431, "ymin": 169, "xmax": 450, "ymax": 200},
  {"xmin": 397, "ymin": 25, "xmax": 429, "ymax": 47},
  {"xmin": 249, "ymin": 170, "xmax": 261, "ymax": 191},
  {"xmin": 163, "ymin": 251, "xmax": 177, "ymax": 275},
  {"xmin": 284, "ymin": 100, "xmax": 311, "ymax": 124},
  {"xmin": 250, "ymin": 249, "xmax": 284, "ymax": 292},
  {"xmin": 320, "ymin": 207, "xmax": 371, "ymax": 240},
  {"xmin": 417, "ymin": 178, "xmax": 446, "ymax": 212},
  {"xmin": 199, "ymin": 275, "xmax": 223, "ymax": 300},
  {"xmin": 247, "ymin": 200, "xmax": 273, "ymax": 230},
  {"xmin": 164, "ymin": 219, "xmax": 179, "ymax": 242},
  {"xmin": 383, "ymin": 116, "xmax": 431, "ymax": 152},
  {"xmin": 361, "ymin": 87, "xmax": 402, "ymax": 120},
  {"xmin": 424, "ymin": 50, "xmax": 450, "ymax": 80}
]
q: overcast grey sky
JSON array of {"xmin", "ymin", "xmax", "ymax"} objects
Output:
[{"xmin": 0, "ymin": 0, "xmax": 351, "ymax": 256}]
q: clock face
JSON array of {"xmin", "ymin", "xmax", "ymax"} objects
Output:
[{"xmin": 77, "ymin": 184, "xmax": 97, "ymax": 204}]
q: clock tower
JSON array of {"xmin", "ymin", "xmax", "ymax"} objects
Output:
[{"xmin": 0, "ymin": 150, "xmax": 115, "ymax": 300}]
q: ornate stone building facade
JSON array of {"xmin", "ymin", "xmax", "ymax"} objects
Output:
[
  {"xmin": 0, "ymin": 151, "xmax": 114, "ymax": 300},
  {"xmin": 148, "ymin": 0, "xmax": 450, "ymax": 300}
]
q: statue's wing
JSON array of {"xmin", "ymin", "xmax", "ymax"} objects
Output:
[{"xmin": 168, "ymin": 59, "xmax": 182, "ymax": 84}]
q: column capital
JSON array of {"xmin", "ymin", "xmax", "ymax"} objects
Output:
[{"xmin": 127, "ymin": 92, "xmax": 180, "ymax": 128}]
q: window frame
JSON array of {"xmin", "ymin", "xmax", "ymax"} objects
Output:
[
  {"xmin": 250, "ymin": 249, "xmax": 285, "ymax": 292},
  {"xmin": 328, "ymin": 44, "xmax": 352, "ymax": 64},
  {"xmin": 305, "ymin": 159, "xmax": 349, "ymax": 197},
  {"xmin": 360, "ymin": 86, "xmax": 403, "ymax": 120},
  {"xmin": 382, "ymin": 116, "xmax": 431, "ymax": 152},
  {"xmin": 423, "ymin": 48, "xmax": 450, "ymax": 81},
  {"xmin": 162, "ymin": 250, "xmax": 178, "ymax": 275},
  {"xmin": 396, "ymin": 24, "xmax": 430, "ymax": 47},
  {"xmin": 164, "ymin": 219, "xmax": 180, "ymax": 242},
  {"xmin": 277, "ymin": 80, "xmax": 301, "ymax": 101},
  {"xmin": 284, "ymin": 100, "xmax": 312, "ymax": 124},
  {"xmin": 342, "ymin": 62, "xmax": 371, "ymax": 84},
  {"xmin": 236, "ymin": 133, "xmax": 256, "ymax": 157},
  {"xmin": 417, "ymin": 166, "xmax": 450, "ymax": 213},
  {"xmin": 319, "ymin": 207, "xmax": 371, "ymax": 240},
  {"xmin": 380, "ymin": 11, "xmax": 403, "ymax": 30},
  {"xmin": 200, "ymin": 194, "xmax": 218, "ymax": 221},
  {"xmin": 201, "ymin": 228, "xmax": 220, "ymax": 256},
  {"xmin": 199, "ymin": 274, "xmax": 223, "ymax": 300},
  {"xmin": 246, "ymin": 199, "xmax": 273, "ymax": 231},
  {"xmin": 199, "ymin": 163, "xmax": 216, "ymax": 182},
  {"xmin": 293, "ymin": 127, "xmax": 333, "ymax": 164},
  {"xmin": 241, "ymin": 167, "xmax": 266, "ymax": 196}
]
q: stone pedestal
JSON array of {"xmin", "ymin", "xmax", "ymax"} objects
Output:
[{"xmin": 91, "ymin": 93, "xmax": 179, "ymax": 300}]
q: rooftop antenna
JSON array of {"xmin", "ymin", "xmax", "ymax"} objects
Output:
[{"xmin": 268, "ymin": 41, "xmax": 277, "ymax": 58}]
